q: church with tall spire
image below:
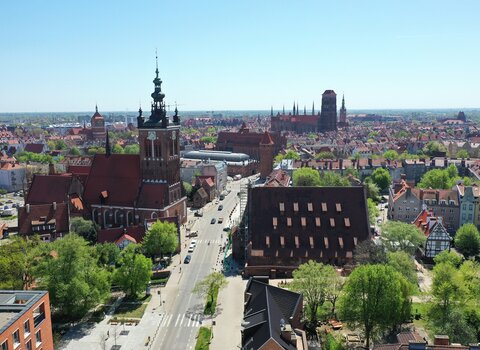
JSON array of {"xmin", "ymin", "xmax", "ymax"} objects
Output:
[{"xmin": 338, "ymin": 94, "xmax": 348, "ymax": 126}]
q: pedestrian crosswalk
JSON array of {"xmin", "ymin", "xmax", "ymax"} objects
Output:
[
  {"xmin": 194, "ymin": 239, "xmax": 224, "ymax": 245},
  {"xmin": 159, "ymin": 313, "xmax": 203, "ymax": 328}
]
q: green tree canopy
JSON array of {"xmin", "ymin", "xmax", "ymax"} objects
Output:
[
  {"xmin": 318, "ymin": 172, "xmax": 350, "ymax": 186},
  {"xmin": 70, "ymin": 217, "xmax": 98, "ymax": 243},
  {"xmin": 370, "ymin": 168, "xmax": 392, "ymax": 192},
  {"xmin": 456, "ymin": 149, "xmax": 469, "ymax": 159},
  {"xmin": 353, "ymin": 239, "xmax": 387, "ymax": 265},
  {"xmin": 34, "ymin": 234, "xmax": 110, "ymax": 318},
  {"xmin": 338, "ymin": 264, "xmax": 412, "ymax": 348},
  {"xmin": 292, "ymin": 167, "xmax": 321, "ymax": 186},
  {"xmin": 386, "ymin": 251, "xmax": 418, "ymax": 286},
  {"xmin": 192, "ymin": 272, "xmax": 228, "ymax": 313},
  {"xmin": 16, "ymin": 151, "xmax": 54, "ymax": 164},
  {"xmin": 367, "ymin": 198, "xmax": 379, "ymax": 225},
  {"xmin": 68, "ymin": 146, "xmax": 81, "ymax": 155},
  {"xmin": 455, "ymin": 223, "xmax": 480, "ymax": 257},
  {"xmin": 381, "ymin": 221, "xmax": 426, "ymax": 255},
  {"xmin": 95, "ymin": 243, "xmax": 120, "ymax": 267},
  {"xmin": 275, "ymin": 150, "xmax": 300, "ymax": 163},
  {"xmin": 124, "ymin": 144, "xmax": 140, "ymax": 154},
  {"xmin": 433, "ymin": 249, "xmax": 463, "ymax": 268},
  {"xmin": 364, "ymin": 178, "xmax": 380, "ymax": 201},
  {"xmin": 289, "ymin": 260, "xmax": 339, "ymax": 327},
  {"xmin": 315, "ymin": 151, "xmax": 335, "ymax": 160},
  {"xmin": 113, "ymin": 244, "xmax": 152, "ymax": 298},
  {"xmin": 423, "ymin": 141, "xmax": 447, "ymax": 156},
  {"xmin": 383, "ymin": 150, "xmax": 399, "ymax": 160},
  {"xmin": 142, "ymin": 220, "xmax": 178, "ymax": 259},
  {"xmin": 112, "ymin": 143, "xmax": 124, "ymax": 154}
]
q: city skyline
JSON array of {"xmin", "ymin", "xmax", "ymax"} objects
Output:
[{"xmin": 1, "ymin": 0, "xmax": 479, "ymax": 113}]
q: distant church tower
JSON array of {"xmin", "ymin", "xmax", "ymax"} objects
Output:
[
  {"xmin": 339, "ymin": 94, "xmax": 347, "ymax": 126},
  {"xmin": 137, "ymin": 57, "xmax": 182, "ymax": 207},
  {"xmin": 259, "ymin": 131, "xmax": 275, "ymax": 179},
  {"xmin": 91, "ymin": 105, "xmax": 106, "ymax": 140},
  {"xmin": 318, "ymin": 90, "xmax": 337, "ymax": 132}
]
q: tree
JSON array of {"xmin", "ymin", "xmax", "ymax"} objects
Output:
[
  {"xmin": 370, "ymin": 168, "xmax": 391, "ymax": 192},
  {"xmin": 455, "ymin": 224, "xmax": 480, "ymax": 257},
  {"xmin": 433, "ymin": 250, "xmax": 463, "ymax": 267},
  {"xmin": 338, "ymin": 265, "xmax": 412, "ymax": 348},
  {"xmin": 124, "ymin": 144, "xmax": 140, "ymax": 154},
  {"xmin": 430, "ymin": 262, "xmax": 464, "ymax": 323},
  {"xmin": 387, "ymin": 251, "xmax": 418, "ymax": 286},
  {"xmin": 70, "ymin": 217, "xmax": 98, "ymax": 243},
  {"xmin": 292, "ymin": 168, "xmax": 321, "ymax": 186},
  {"xmin": 0, "ymin": 236, "xmax": 41, "ymax": 290},
  {"xmin": 34, "ymin": 234, "xmax": 110, "ymax": 318},
  {"xmin": 275, "ymin": 150, "xmax": 300, "ymax": 163},
  {"xmin": 289, "ymin": 261, "xmax": 337, "ymax": 327},
  {"xmin": 318, "ymin": 172, "xmax": 350, "ymax": 186},
  {"xmin": 367, "ymin": 198, "xmax": 379, "ymax": 225},
  {"xmin": 95, "ymin": 243, "xmax": 120, "ymax": 267},
  {"xmin": 418, "ymin": 169, "xmax": 452, "ymax": 189},
  {"xmin": 142, "ymin": 220, "xmax": 178, "ymax": 259},
  {"xmin": 423, "ymin": 141, "xmax": 447, "ymax": 156},
  {"xmin": 383, "ymin": 150, "xmax": 399, "ymax": 161},
  {"xmin": 113, "ymin": 244, "xmax": 152, "ymax": 298},
  {"xmin": 354, "ymin": 239, "xmax": 387, "ymax": 265},
  {"xmin": 183, "ymin": 181, "xmax": 193, "ymax": 199},
  {"xmin": 381, "ymin": 221, "xmax": 426, "ymax": 255},
  {"xmin": 457, "ymin": 149, "xmax": 469, "ymax": 159},
  {"xmin": 192, "ymin": 272, "xmax": 228, "ymax": 314},
  {"xmin": 315, "ymin": 151, "xmax": 335, "ymax": 160},
  {"xmin": 364, "ymin": 179, "xmax": 380, "ymax": 201}
]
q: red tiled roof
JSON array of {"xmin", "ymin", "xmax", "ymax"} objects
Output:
[
  {"xmin": 24, "ymin": 143, "xmax": 45, "ymax": 153},
  {"xmin": 26, "ymin": 174, "xmax": 73, "ymax": 205},
  {"xmin": 97, "ymin": 226, "xmax": 145, "ymax": 244},
  {"xmin": 83, "ymin": 154, "xmax": 140, "ymax": 207},
  {"xmin": 260, "ymin": 131, "xmax": 274, "ymax": 145},
  {"xmin": 115, "ymin": 233, "xmax": 137, "ymax": 245},
  {"xmin": 17, "ymin": 203, "xmax": 69, "ymax": 236}
]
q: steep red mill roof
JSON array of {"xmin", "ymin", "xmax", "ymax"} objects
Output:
[
  {"xmin": 83, "ymin": 154, "xmax": 140, "ymax": 207},
  {"xmin": 26, "ymin": 174, "xmax": 73, "ymax": 205},
  {"xmin": 260, "ymin": 131, "xmax": 274, "ymax": 145}
]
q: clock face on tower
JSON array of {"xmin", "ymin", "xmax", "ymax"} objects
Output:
[{"xmin": 147, "ymin": 131, "xmax": 157, "ymax": 141}]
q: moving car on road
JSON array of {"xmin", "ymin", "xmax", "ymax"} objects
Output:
[
  {"xmin": 210, "ymin": 218, "xmax": 216, "ymax": 224},
  {"xmin": 184, "ymin": 255, "xmax": 192, "ymax": 264}
]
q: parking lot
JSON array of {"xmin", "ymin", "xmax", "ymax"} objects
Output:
[{"xmin": 0, "ymin": 191, "xmax": 25, "ymax": 236}]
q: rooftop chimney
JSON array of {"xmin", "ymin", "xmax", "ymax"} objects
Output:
[{"xmin": 434, "ymin": 335, "xmax": 450, "ymax": 346}]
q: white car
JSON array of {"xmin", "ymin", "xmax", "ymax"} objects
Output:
[
  {"xmin": 191, "ymin": 239, "xmax": 197, "ymax": 246},
  {"xmin": 188, "ymin": 244, "xmax": 195, "ymax": 253}
]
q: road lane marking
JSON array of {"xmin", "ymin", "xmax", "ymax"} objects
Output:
[
  {"xmin": 187, "ymin": 315, "xmax": 192, "ymax": 327},
  {"xmin": 179, "ymin": 315, "xmax": 185, "ymax": 327},
  {"xmin": 174, "ymin": 313, "xmax": 182, "ymax": 327}
]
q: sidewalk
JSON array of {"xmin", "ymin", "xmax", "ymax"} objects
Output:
[{"xmin": 210, "ymin": 276, "xmax": 246, "ymax": 350}]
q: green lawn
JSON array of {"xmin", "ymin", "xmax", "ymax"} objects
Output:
[
  {"xmin": 113, "ymin": 295, "xmax": 152, "ymax": 319},
  {"xmin": 412, "ymin": 301, "xmax": 431, "ymax": 331},
  {"xmin": 195, "ymin": 327, "xmax": 212, "ymax": 350}
]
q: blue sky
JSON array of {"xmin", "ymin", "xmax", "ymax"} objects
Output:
[{"xmin": 1, "ymin": 0, "xmax": 479, "ymax": 112}]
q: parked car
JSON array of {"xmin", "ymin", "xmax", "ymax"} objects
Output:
[
  {"xmin": 194, "ymin": 210, "xmax": 203, "ymax": 217},
  {"xmin": 184, "ymin": 255, "xmax": 192, "ymax": 264},
  {"xmin": 218, "ymin": 205, "xmax": 223, "ymax": 211},
  {"xmin": 218, "ymin": 217, "xmax": 224, "ymax": 224},
  {"xmin": 210, "ymin": 218, "xmax": 216, "ymax": 224},
  {"xmin": 187, "ymin": 230, "xmax": 198, "ymax": 238},
  {"xmin": 188, "ymin": 245, "xmax": 195, "ymax": 253},
  {"xmin": 1, "ymin": 208, "xmax": 15, "ymax": 216},
  {"xmin": 223, "ymin": 226, "xmax": 231, "ymax": 232}
]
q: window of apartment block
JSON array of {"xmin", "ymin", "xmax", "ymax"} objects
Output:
[
  {"xmin": 295, "ymin": 236, "xmax": 300, "ymax": 248},
  {"xmin": 24, "ymin": 319, "xmax": 30, "ymax": 337},
  {"xmin": 279, "ymin": 202, "xmax": 285, "ymax": 212},
  {"xmin": 307, "ymin": 202, "xmax": 313, "ymax": 212},
  {"xmin": 321, "ymin": 202, "xmax": 328, "ymax": 212},
  {"xmin": 287, "ymin": 217, "xmax": 292, "ymax": 227},
  {"xmin": 272, "ymin": 217, "xmax": 278, "ymax": 228},
  {"xmin": 293, "ymin": 202, "xmax": 299, "ymax": 212},
  {"xmin": 344, "ymin": 218, "xmax": 350, "ymax": 227},
  {"xmin": 280, "ymin": 236, "xmax": 285, "ymax": 248},
  {"xmin": 301, "ymin": 217, "xmax": 306, "ymax": 227},
  {"xmin": 13, "ymin": 329, "xmax": 20, "ymax": 347},
  {"xmin": 338, "ymin": 237, "xmax": 344, "ymax": 248},
  {"xmin": 469, "ymin": 204, "xmax": 473, "ymax": 210},
  {"xmin": 324, "ymin": 237, "xmax": 329, "ymax": 249},
  {"xmin": 26, "ymin": 340, "xmax": 32, "ymax": 350},
  {"xmin": 336, "ymin": 203, "xmax": 342, "ymax": 212},
  {"xmin": 315, "ymin": 217, "xmax": 321, "ymax": 227},
  {"xmin": 1, "ymin": 340, "xmax": 8, "ymax": 350},
  {"xmin": 265, "ymin": 236, "xmax": 270, "ymax": 248},
  {"xmin": 309, "ymin": 236, "xmax": 314, "ymax": 248},
  {"xmin": 35, "ymin": 330, "xmax": 42, "ymax": 346},
  {"xmin": 463, "ymin": 204, "xmax": 467, "ymax": 210},
  {"xmin": 330, "ymin": 218, "xmax": 335, "ymax": 227}
]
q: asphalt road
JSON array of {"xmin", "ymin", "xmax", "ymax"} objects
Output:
[{"xmin": 152, "ymin": 178, "xmax": 243, "ymax": 350}]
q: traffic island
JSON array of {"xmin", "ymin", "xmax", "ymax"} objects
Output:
[{"xmin": 195, "ymin": 326, "xmax": 212, "ymax": 350}]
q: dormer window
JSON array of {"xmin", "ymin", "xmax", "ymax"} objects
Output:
[
  {"xmin": 295, "ymin": 236, "xmax": 300, "ymax": 248},
  {"xmin": 344, "ymin": 218, "xmax": 351, "ymax": 227},
  {"xmin": 272, "ymin": 217, "xmax": 278, "ymax": 228},
  {"xmin": 324, "ymin": 237, "xmax": 329, "ymax": 249},
  {"xmin": 280, "ymin": 236, "xmax": 285, "ymax": 248},
  {"xmin": 279, "ymin": 202, "xmax": 285, "ymax": 212},
  {"xmin": 330, "ymin": 218, "xmax": 335, "ymax": 227},
  {"xmin": 266, "ymin": 236, "xmax": 270, "ymax": 248},
  {"xmin": 309, "ymin": 236, "xmax": 314, "ymax": 248},
  {"xmin": 287, "ymin": 217, "xmax": 292, "ymax": 227},
  {"xmin": 301, "ymin": 217, "xmax": 307, "ymax": 227},
  {"xmin": 321, "ymin": 202, "xmax": 328, "ymax": 212},
  {"xmin": 336, "ymin": 203, "xmax": 342, "ymax": 212},
  {"xmin": 338, "ymin": 237, "xmax": 344, "ymax": 248},
  {"xmin": 308, "ymin": 203, "xmax": 313, "ymax": 212},
  {"xmin": 315, "ymin": 217, "xmax": 321, "ymax": 227},
  {"xmin": 293, "ymin": 202, "xmax": 299, "ymax": 212}
]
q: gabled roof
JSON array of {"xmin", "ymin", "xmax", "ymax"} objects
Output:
[
  {"xmin": 97, "ymin": 226, "xmax": 145, "ymax": 244},
  {"xmin": 83, "ymin": 154, "xmax": 140, "ymax": 207},
  {"xmin": 24, "ymin": 143, "xmax": 45, "ymax": 154},
  {"xmin": 17, "ymin": 203, "xmax": 69, "ymax": 235},
  {"xmin": 26, "ymin": 174, "xmax": 73, "ymax": 205},
  {"xmin": 115, "ymin": 233, "xmax": 137, "ymax": 245},
  {"xmin": 260, "ymin": 131, "xmax": 274, "ymax": 145}
]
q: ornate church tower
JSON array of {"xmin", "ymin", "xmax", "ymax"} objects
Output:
[
  {"xmin": 339, "ymin": 94, "xmax": 347, "ymax": 126},
  {"xmin": 318, "ymin": 90, "xmax": 337, "ymax": 132},
  {"xmin": 137, "ymin": 58, "xmax": 182, "ymax": 206}
]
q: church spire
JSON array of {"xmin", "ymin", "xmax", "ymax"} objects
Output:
[
  {"xmin": 95, "ymin": 104, "xmax": 98, "ymax": 113},
  {"xmin": 270, "ymin": 106, "xmax": 273, "ymax": 117},
  {"xmin": 342, "ymin": 94, "xmax": 345, "ymax": 109},
  {"xmin": 105, "ymin": 130, "xmax": 111, "ymax": 157},
  {"xmin": 293, "ymin": 102, "xmax": 296, "ymax": 115},
  {"xmin": 304, "ymin": 105, "xmax": 306, "ymax": 115},
  {"xmin": 312, "ymin": 101, "xmax": 315, "ymax": 115},
  {"xmin": 282, "ymin": 105, "xmax": 285, "ymax": 114}
]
